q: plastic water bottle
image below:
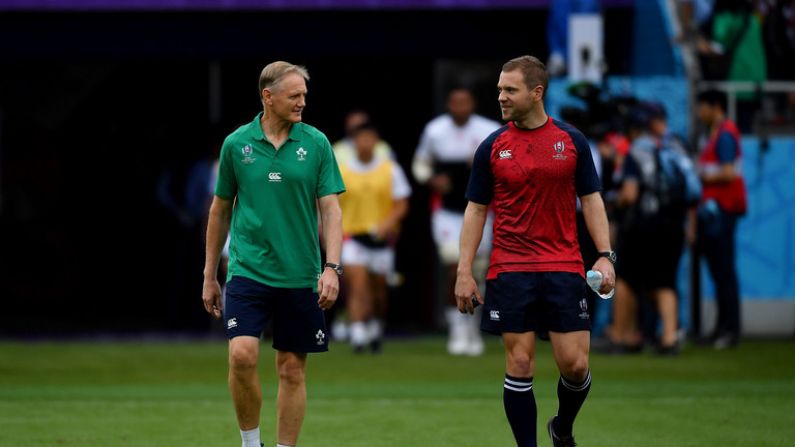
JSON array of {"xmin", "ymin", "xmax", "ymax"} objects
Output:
[{"xmin": 586, "ymin": 270, "xmax": 615, "ymax": 300}]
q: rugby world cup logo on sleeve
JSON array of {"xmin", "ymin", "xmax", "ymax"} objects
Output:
[
  {"xmin": 241, "ymin": 144, "xmax": 257, "ymax": 164},
  {"xmin": 553, "ymin": 141, "xmax": 567, "ymax": 160}
]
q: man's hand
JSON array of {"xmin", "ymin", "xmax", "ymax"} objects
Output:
[
  {"xmin": 317, "ymin": 268, "xmax": 339, "ymax": 310},
  {"xmin": 591, "ymin": 257, "xmax": 616, "ymax": 295},
  {"xmin": 371, "ymin": 222, "xmax": 392, "ymax": 241},
  {"xmin": 428, "ymin": 173, "xmax": 452, "ymax": 194},
  {"xmin": 202, "ymin": 278, "xmax": 223, "ymax": 319},
  {"xmin": 454, "ymin": 272, "xmax": 482, "ymax": 315}
]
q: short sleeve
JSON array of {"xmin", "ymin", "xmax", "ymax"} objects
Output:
[
  {"xmin": 465, "ymin": 138, "xmax": 494, "ymax": 205},
  {"xmin": 716, "ymin": 131, "xmax": 738, "ymax": 164},
  {"xmin": 214, "ymin": 137, "xmax": 238, "ymax": 199},
  {"xmin": 391, "ymin": 163, "xmax": 412, "ymax": 200},
  {"xmin": 316, "ymin": 136, "xmax": 346, "ymax": 198},
  {"xmin": 572, "ymin": 131, "xmax": 602, "ymax": 196}
]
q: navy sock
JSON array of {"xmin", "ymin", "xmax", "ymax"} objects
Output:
[
  {"xmin": 555, "ymin": 370, "xmax": 592, "ymax": 437},
  {"xmin": 503, "ymin": 374, "xmax": 537, "ymax": 447}
]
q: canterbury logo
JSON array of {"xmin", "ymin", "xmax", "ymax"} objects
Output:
[
  {"xmin": 268, "ymin": 172, "xmax": 282, "ymax": 182},
  {"xmin": 499, "ymin": 150, "xmax": 512, "ymax": 159}
]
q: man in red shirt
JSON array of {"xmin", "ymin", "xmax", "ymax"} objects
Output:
[
  {"xmin": 695, "ymin": 89, "xmax": 747, "ymax": 349},
  {"xmin": 455, "ymin": 55, "xmax": 615, "ymax": 447}
]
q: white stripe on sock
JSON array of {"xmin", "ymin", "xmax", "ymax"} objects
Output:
[
  {"xmin": 561, "ymin": 371, "xmax": 591, "ymax": 392},
  {"xmin": 504, "ymin": 383, "xmax": 533, "ymax": 392},
  {"xmin": 505, "ymin": 377, "xmax": 533, "ymax": 387}
]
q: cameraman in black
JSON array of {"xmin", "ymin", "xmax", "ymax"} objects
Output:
[{"xmin": 612, "ymin": 103, "xmax": 701, "ymax": 355}]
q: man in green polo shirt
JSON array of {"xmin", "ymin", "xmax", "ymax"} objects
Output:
[{"xmin": 202, "ymin": 61, "xmax": 345, "ymax": 447}]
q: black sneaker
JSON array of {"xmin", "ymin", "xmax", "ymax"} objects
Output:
[
  {"xmin": 547, "ymin": 416, "xmax": 577, "ymax": 447},
  {"xmin": 369, "ymin": 338, "xmax": 383, "ymax": 355},
  {"xmin": 352, "ymin": 344, "xmax": 366, "ymax": 355},
  {"xmin": 713, "ymin": 333, "xmax": 739, "ymax": 350}
]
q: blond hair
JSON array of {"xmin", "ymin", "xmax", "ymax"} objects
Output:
[
  {"xmin": 258, "ymin": 61, "xmax": 310, "ymax": 98},
  {"xmin": 502, "ymin": 55, "xmax": 548, "ymax": 98}
]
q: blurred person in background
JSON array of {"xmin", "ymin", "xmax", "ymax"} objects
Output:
[
  {"xmin": 338, "ymin": 122, "xmax": 411, "ymax": 354},
  {"xmin": 610, "ymin": 103, "xmax": 701, "ymax": 355},
  {"xmin": 676, "ymin": 0, "xmax": 716, "ymax": 41},
  {"xmin": 697, "ymin": 0, "xmax": 767, "ymax": 131},
  {"xmin": 156, "ymin": 144, "xmax": 217, "ymax": 331},
  {"xmin": 456, "ymin": 56, "xmax": 614, "ymax": 447},
  {"xmin": 333, "ymin": 109, "xmax": 393, "ymax": 164},
  {"xmin": 202, "ymin": 61, "xmax": 345, "ymax": 447},
  {"xmin": 413, "ymin": 87, "xmax": 501, "ymax": 356},
  {"xmin": 695, "ymin": 89, "xmax": 747, "ymax": 349}
]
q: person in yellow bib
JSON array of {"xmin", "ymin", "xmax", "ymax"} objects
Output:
[{"xmin": 338, "ymin": 123, "xmax": 411, "ymax": 353}]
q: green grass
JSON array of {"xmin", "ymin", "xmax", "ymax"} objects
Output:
[{"xmin": 1, "ymin": 337, "xmax": 794, "ymax": 446}]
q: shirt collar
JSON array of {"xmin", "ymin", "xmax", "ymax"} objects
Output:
[{"xmin": 251, "ymin": 112, "xmax": 303, "ymax": 143}]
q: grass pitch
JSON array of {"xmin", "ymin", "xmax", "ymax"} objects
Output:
[{"xmin": 1, "ymin": 337, "xmax": 794, "ymax": 446}]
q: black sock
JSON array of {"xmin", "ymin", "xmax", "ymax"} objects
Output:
[
  {"xmin": 503, "ymin": 374, "xmax": 537, "ymax": 447},
  {"xmin": 555, "ymin": 370, "xmax": 592, "ymax": 437}
]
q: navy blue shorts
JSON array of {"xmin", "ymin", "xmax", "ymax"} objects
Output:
[
  {"xmin": 223, "ymin": 276, "xmax": 328, "ymax": 353},
  {"xmin": 480, "ymin": 272, "xmax": 592, "ymax": 335}
]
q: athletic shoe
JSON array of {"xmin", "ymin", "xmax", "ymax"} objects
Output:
[
  {"xmin": 655, "ymin": 341, "xmax": 681, "ymax": 356},
  {"xmin": 446, "ymin": 308, "xmax": 469, "ymax": 355},
  {"xmin": 369, "ymin": 338, "xmax": 383, "ymax": 355},
  {"xmin": 465, "ymin": 336, "xmax": 484, "ymax": 356},
  {"xmin": 547, "ymin": 416, "xmax": 577, "ymax": 447},
  {"xmin": 714, "ymin": 333, "xmax": 739, "ymax": 350},
  {"xmin": 352, "ymin": 344, "xmax": 366, "ymax": 355}
]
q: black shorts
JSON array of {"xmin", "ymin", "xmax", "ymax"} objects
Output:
[
  {"xmin": 480, "ymin": 272, "xmax": 592, "ymax": 335},
  {"xmin": 223, "ymin": 276, "xmax": 328, "ymax": 353}
]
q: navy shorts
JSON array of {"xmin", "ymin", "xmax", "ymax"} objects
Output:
[
  {"xmin": 480, "ymin": 272, "xmax": 592, "ymax": 335},
  {"xmin": 223, "ymin": 276, "xmax": 328, "ymax": 353}
]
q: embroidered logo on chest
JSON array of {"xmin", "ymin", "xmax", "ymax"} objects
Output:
[
  {"xmin": 241, "ymin": 144, "xmax": 257, "ymax": 164},
  {"xmin": 499, "ymin": 149, "xmax": 513, "ymax": 160},
  {"xmin": 553, "ymin": 141, "xmax": 567, "ymax": 161}
]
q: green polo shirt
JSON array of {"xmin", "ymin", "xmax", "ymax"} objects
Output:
[{"xmin": 215, "ymin": 113, "xmax": 345, "ymax": 288}]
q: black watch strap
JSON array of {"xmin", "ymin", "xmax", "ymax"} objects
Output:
[{"xmin": 598, "ymin": 251, "xmax": 617, "ymax": 264}]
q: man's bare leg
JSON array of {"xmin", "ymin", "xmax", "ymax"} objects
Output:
[
  {"xmin": 229, "ymin": 336, "xmax": 262, "ymax": 446},
  {"xmin": 276, "ymin": 351, "xmax": 307, "ymax": 446}
]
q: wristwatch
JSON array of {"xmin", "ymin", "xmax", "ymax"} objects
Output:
[
  {"xmin": 324, "ymin": 262, "xmax": 344, "ymax": 276},
  {"xmin": 598, "ymin": 251, "xmax": 617, "ymax": 265}
]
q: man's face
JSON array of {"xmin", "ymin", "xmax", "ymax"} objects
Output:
[
  {"xmin": 696, "ymin": 102, "xmax": 714, "ymax": 125},
  {"xmin": 353, "ymin": 129, "xmax": 379, "ymax": 159},
  {"xmin": 447, "ymin": 90, "xmax": 475, "ymax": 123},
  {"xmin": 264, "ymin": 72, "xmax": 307, "ymax": 123},
  {"xmin": 649, "ymin": 117, "xmax": 667, "ymax": 137},
  {"xmin": 497, "ymin": 70, "xmax": 538, "ymax": 122}
]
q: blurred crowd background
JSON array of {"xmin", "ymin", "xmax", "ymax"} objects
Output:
[{"xmin": 1, "ymin": 0, "xmax": 794, "ymax": 346}]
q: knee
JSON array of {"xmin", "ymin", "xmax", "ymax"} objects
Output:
[
  {"xmin": 277, "ymin": 357, "xmax": 306, "ymax": 387},
  {"xmin": 560, "ymin": 356, "xmax": 589, "ymax": 381},
  {"xmin": 507, "ymin": 353, "xmax": 535, "ymax": 378},
  {"xmin": 229, "ymin": 344, "xmax": 258, "ymax": 372}
]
